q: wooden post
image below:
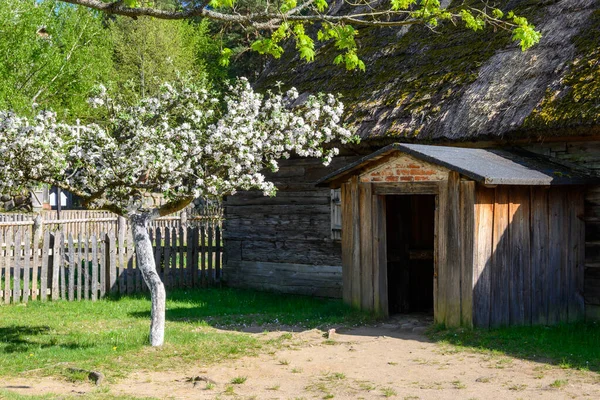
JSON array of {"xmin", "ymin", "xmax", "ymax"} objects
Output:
[
  {"xmin": 118, "ymin": 216, "xmax": 126, "ymax": 295},
  {"xmin": 59, "ymin": 231, "xmax": 66, "ymax": 300},
  {"xmin": 359, "ymin": 182, "xmax": 374, "ymax": 311},
  {"xmin": 214, "ymin": 227, "xmax": 221, "ymax": 283},
  {"xmin": 341, "ymin": 183, "xmax": 352, "ymax": 306},
  {"xmin": 350, "ymin": 176, "xmax": 361, "ymax": 309},
  {"xmin": 3, "ymin": 230, "xmax": 10, "ymax": 304},
  {"xmin": 23, "ymin": 230, "xmax": 31, "ymax": 303},
  {"xmin": 52, "ymin": 231, "xmax": 61, "ymax": 301},
  {"xmin": 31, "ymin": 214, "xmax": 42, "ymax": 301},
  {"xmin": 372, "ymin": 195, "xmax": 388, "ymax": 317},
  {"xmin": 99, "ymin": 232, "xmax": 106, "ymax": 298},
  {"xmin": 473, "ymin": 186, "xmax": 494, "ymax": 328},
  {"xmin": 107, "ymin": 232, "xmax": 117, "ymax": 295},
  {"xmin": 164, "ymin": 227, "xmax": 171, "ymax": 289},
  {"xmin": 459, "ymin": 180, "xmax": 475, "ymax": 328},
  {"xmin": 68, "ymin": 234, "xmax": 75, "ymax": 301},
  {"xmin": 41, "ymin": 230, "xmax": 50, "ymax": 302}
]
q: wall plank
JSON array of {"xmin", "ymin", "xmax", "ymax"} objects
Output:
[
  {"xmin": 341, "ymin": 183, "xmax": 352, "ymax": 305},
  {"xmin": 445, "ymin": 172, "xmax": 462, "ymax": 327},
  {"xmin": 473, "ymin": 186, "xmax": 494, "ymax": 328},
  {"xmin": 490, "ymin": 187, "xmax": 509, "ymax": 327},
  {"xmin": 435, "ymin": 179, "xmax": 448, "ymax": 325},
  {"xmin": 372, "ymin": 195, "xmax": 388, "ymax": 316},
  {"xmin": 548, "ymin": 189, "xmax": 563, "ymax": 324},
  {"xmin": 351, "ymin": 176, "xmax": 361, "ymax": 309},
  {"xmin": 460, "ymin": 181, "xmax": 475, "ymax": 328},
  {"xmin": 359, "ymin": 183, "xmax": 374, "ymax": 311},
  {"xmin": 509, "ymin": 187, "xmax": 530, "ymax": 325}
]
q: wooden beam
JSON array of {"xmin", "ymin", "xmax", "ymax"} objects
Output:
[
  {"xmin": 373, "ymin": 182, "xmax": 440, "ymax": 195},
  {"xmin": 460, "ymin": 181, "xmax": 475, "ymax": 328},
  {"xmin": 530, "ymin": 187, "xmax": 549, "ymax": 325},
  {"xmin": 372, "ymin": 195, "xmax": 388, "ymax": 317},
  {"xmin": 340, "ymin": 183, "xmax": 352, "ymax": 306},
  {"xmin": 351, "ymin": 176, "xmax": 361, "ymax": 309},
  {"xmin": 490, "ymin": 187, "xmax": 510, "ymax": 327},
  {"xmin": 445, "ymin": 172, "xmax": 462, "ymax": 327},
  {"xmin": 435, "ymin": 179, "xmax": 448, "ymax": 325},
  {"xmin": 473, "ymin": 185, "xmax": 494, "ymax": 328},
  {"xmin": 359, "ymin": 183, "xmax": 374, "ymax": 311},
  {"xmin": 568, "ymin": 188, "xmax": 585, "ymax": 322},
  {"xmin": 508, "ymin": 187, "xmax": 531, "ymax": 326}
]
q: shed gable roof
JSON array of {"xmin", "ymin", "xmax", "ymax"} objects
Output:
[{"xmin": 318, "ymin": 144, "xmax": 600, "ymax": 186}]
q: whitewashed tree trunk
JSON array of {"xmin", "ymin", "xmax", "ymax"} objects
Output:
[{"xmin": 130, "ymin": 213, "xmax": 165, "ymax": 347}]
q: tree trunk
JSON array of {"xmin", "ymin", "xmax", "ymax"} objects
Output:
[{"xmin": 130, "ymin": 213, "xmax": 165, "ymax": 346}]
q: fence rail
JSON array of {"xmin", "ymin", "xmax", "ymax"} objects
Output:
[{"xmin": 0, "ymin": 225, "xmax": 221, "ymax": 303}]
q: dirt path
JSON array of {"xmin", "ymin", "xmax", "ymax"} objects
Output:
[{"xmin": 2, "ymin": 317, "xmax": 599, "ymax": 399}]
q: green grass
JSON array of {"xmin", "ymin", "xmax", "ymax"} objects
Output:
[
  {"xmin": 0, "ymin": 288, "xmax": 373, "ymax": 381},
  {"xmin": 429, "ymin": 322, "xmax": 600, "ymax": 372},
  {"xmin": 0, "ymin": 389, "xmax": 158, "ymax": 400}
]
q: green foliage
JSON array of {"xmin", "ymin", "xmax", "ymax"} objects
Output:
[
  {"xmin": 460, "ymin": 10, "xmax": 486, "ymax": 31},
  {"xmin": 108, "ymin": 16, "xmax": 220, "ymax": 103},
  {"xmin": 0, "ymin": 0, "xmax": 113, "ymax": 120}
]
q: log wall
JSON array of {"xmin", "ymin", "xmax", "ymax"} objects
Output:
[{"xmin": 222, "ymin": 156, "xmax": 360, "ymax": 298}]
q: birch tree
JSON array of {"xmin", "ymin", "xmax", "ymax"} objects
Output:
[{"xmin": 0, "ymin": 78, "xmax": 354, "ymax": 346}]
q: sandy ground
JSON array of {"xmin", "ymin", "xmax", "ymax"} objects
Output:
[{"xmin": 2, "ymin": 316, "xmax": 599, "ymax": 399}]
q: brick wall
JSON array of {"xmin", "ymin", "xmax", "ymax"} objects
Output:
[{"xmin": 359, "ymin": 153, "xmax": 449, "ymax": 183}]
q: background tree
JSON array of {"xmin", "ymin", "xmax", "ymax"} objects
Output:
[
  {"xmin": 0, "ymin": 0, "xmax": 113, "ymax": 120},
  {"xmin": 0, "ymin": 79, "xmax": 354, "ymax": 346}
]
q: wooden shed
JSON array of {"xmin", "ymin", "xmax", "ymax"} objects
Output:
[{"xmin": 319, "ymin": 143, "xmax": 599, "ymax": 328}]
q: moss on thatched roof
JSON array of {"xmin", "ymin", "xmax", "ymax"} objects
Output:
[{"xmin": 256, "ymin": 0, "xmax": 600, "ymax": 142}]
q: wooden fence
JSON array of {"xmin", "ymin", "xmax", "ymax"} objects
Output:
[{"xmin": 0, "ymin": 225, "xmax": 221, "ymax": 303}]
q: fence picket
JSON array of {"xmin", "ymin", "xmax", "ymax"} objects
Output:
[
  {"xmin": 100, "ymin": 233, "xmax": 106, "ymax": 299},
  {"xmin": 23, "ymin": 230, "xmax": 31, "ymax": 303},
  {"xmin": 154, "ymin": 228, "xmax": 162, "ymax": 283},
  {"xmin": 164, "ymin": 227, "xmax": 171, "ymax": 289},
  {"xmin": 126, "ymin": 231, "xmax": 134, "ymax": 294},
  {"xmin": 77, "ymin": 233, "xmax": 83, "ymax": 301},
  {"xmin": 171, "ymin": 228, "xmax": 177, "ymax": 289},
  {"xmin": 118, "ymin": 219, "xmax": 126, "ymax": 295},
  {"xmin": 52, "ymin": 232, "xmax": 60, "ymax": 301},
  {"xmin": 91, "ymin": 234, "xmax": 98, "ymax": 301},
  {"xmin": 0, "ymin": 231, "xmax": 4, "ymax": 302},
  {"xmin": 68, "ymin": 234, "xmax": 75, "ymax": 301},
  {"xmin": 215, "ymin": 227, "xmax": 221, "ymax": 282},
  {"xmin": 59, "ymin": 231, "xmax": 66, "ymax": 300},
  {"xmin": 32, "ymin": 229, "xmax": 39, "ymax": 301},
  {"xmin": 108, "ymin": 233, "xmax": 117, "ymax": 295},
  {"xmin": 207, "ymin": 227, "xmax": 213, "ymax": 288},
  {"xmin": 14, "ymin": 229, "xmax": 21, "ymax": 303},
  {"xmin": 178, "ymin": 227, "xmax": 184, "ymax": 288},
  {"xmin": 41, "ymin": 230, "xmax": 50, "ymax": 302},
  {"xmin": 83, "ymin": 233, "xmax": 89, "ymax": 300}
]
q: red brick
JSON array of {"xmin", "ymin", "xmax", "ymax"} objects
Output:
[
  {"xmin": 414, "ymin": 176, "xmax": 431, "ymax": 181},
  {"xmin": 372, "ymin": 177, "xmax": 382, "ymax": 182},
  {"xmin": 385, "ymin": 176, "xmax": 399, "ymax": 182},
  {"xmin": 400, "ymin": 176, "xmax": 414, "ymax": 182},
  {"xmin": 407, "ymin": 163, "xmax": 422, "ymax": 169}
]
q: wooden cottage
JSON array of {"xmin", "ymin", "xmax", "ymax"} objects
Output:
[
  {"xmin": 223, "ymin": 0, "xmax": 600, "ymax": 326},
  {"xmin": 318, "ymin": 144, "xmax": 597, "ymax": 327}
]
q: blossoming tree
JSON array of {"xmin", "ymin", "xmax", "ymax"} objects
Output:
[{"xmin": 0, "ymin": 78, "xmax": 354, "ymax": 346}]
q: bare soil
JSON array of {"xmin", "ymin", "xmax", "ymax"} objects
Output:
[{"xmin": 2, "ymin": 315, "xmax": 599, "ymax": 400}]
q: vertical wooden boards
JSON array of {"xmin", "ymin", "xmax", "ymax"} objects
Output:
[
  {"xmin": 201, "ymin": 226, "xmax": 207, "ymax": 287},
  {"xmin": 530, "ymin": 187, "xmax": 549, "ymax": 325},
  {"xmin": 77, "ymin": 233, "xmax": 83, "ymax": 301},
  {"xmin": 32, "ymin": 229, "xmax": 40, "ymax": 301},
  {"xmin": 444, "ymin": 172, "xmax": 461, "ymax": 328},
  {"xmin": 14, "ymin": 229, "xmax": 21, "ymax": 303},
  {"xmin": 372, "ymin": 195, "xmax": 388, "ymax": 316},
  {"xmin": 179, "ymin": 227, "xmax": 185, "ymax": 288},
  {"xmin": 359, "ymin": 183, "xmax": 374, "ymax": 311},
  {"xmin": 207, "ymin": 227, "xmax": 214, "ymax": 288},
  {"xmin": 459, "ymin": 181, "xmax": 475, "ymax": 328},
  {"xmin": 91, "ymin": 234, "xmax": 98, "ymax": 301},
  {"xmin": 68, "ymin": 234, "xmax": 75, "ymax": 301},
  {"xmin": 171, "ymin": 228, "xmax": 178, "ymax": 287},
  {"xmin": 127, "ymin": 230, "xmax": 135, "ymax": 294},
  {"xmin": 340, "ymin": 183, "xmax": 353, "ymax": 306},
  {"xmin": 548, "ymin": 188, "xmax": 563, "ymax": 324},
  {"xmin": 568, "ymin": 189, "xmax": 585, "ymax": 322},
  {"xmin": 83, "ymin": 233, "xmax": 90, "ymax": 300},
  {"xmin": 52, "ymin": 232, "xmax": 61, "ymax": 301},
  {"xmin": 164, "ymin": 227, "xmax": 172, "ymax": 289},
  {"xmin": 4, "ymin": 230, "xmax": 11, "ymax": 304},
  {"xmin": 435, "ymin": 179, "xmax": 448, "ymax": 325},
  {"xmin": 473, "ymin": 186, "xmax": 494, "ymax": 328},
  {"xmin": 41, "ymin": 230, "xmax": 50, "ymax": 302},
  {"xmin": 350, "ymin": 176, "xmax": 361, "ymax": 309},
  {"xmin": 118, "ymin": 217, "xmax": 126, "ymax": 295},
  {"xmin": 508, "ymin": 187, "xmax": 530, "ymax": 325},
  {"xmin": 23, "ymin": 231, "xmax": 31, "ymax": 303},
  {"xmin": 59, "ymin": 232, "xmax": 66, "ymax": 300},
  {"xmin": 186, "ymin": 227, "xmax": 193, "ymax": 288},
  {"xmin": 214, "ymin": 227, "xmax": 221, "ymax": 283},
  {"xmin": 108, "ymin": 233, "xmax": 117, "ymax": 294},
  {"xmin": 99, "ymin": 233, "xmax": 106, "ymax": 299},
  {"xmin": 490, "ymin": 187, "xmax": 509, "ymax": 327}
]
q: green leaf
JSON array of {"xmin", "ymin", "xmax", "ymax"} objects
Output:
[
  {"xmin": 123, "ymin": 0, "xmax": 139, "ymax": 7},
  {"xmin": 218, "ymin": 48, "xmax": 232, "ymax": 67},
  {"xmin": 280, "ymin": 0, "xmax": 297, "ymax": 13},
  {"xmin": 391, "ymin": 0, "xmax": 417, "ymax": 11},
  {"xmin": 460, "ymin": 10, "xmax": 485, "ymax": 31},
  {"xmin": 314, "ymin": 0, "xmax": 328, "ymax": 12},
  {"xmin": 492, "ymin": 8, "xmax": 504, "ymax": 19}
]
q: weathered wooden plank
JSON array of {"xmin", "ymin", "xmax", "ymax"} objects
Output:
[
  {"xmin": 171, "ymin": 228, "xmax": 178, "ymax": 287},
  {"xmin": 77, "ymin": 233, "xmax": 83, "ymax": 301},
  {"xmin": 153, "ymin": 228, "xmax": 162, "ymax": 286},
  {"xmin": 460, "ymin": 181, "xmax": 475, "ymax": 328},
  {"xmin": 40, "ymin": 231, "xmax": 50, "ymax": 301},
  {"xmin": 108, "ymin": 233, "xmax": 117, "ymax": 294},
  {"xmin": 373, "ymin": 182, "xmax": 440, "ymax": 195},
  {"xmin": 350, "ymin": 176, "xmax": 361, "ymax": 309},
  {"xmin": 14, "ymin": 229, "xmax": 21, "ymax": 303},
  {"xmin": 372, "ymin": 195, "xmax": 388, "ymax": 316},
  {"xmin": 341, "ymin": 183, "xmax": 352, "ymax": 306},
  {"xmin": 68, "ymin": 234, "xmax": 75, "ymax": 301},
  {"xmin": 179, "ymin": 227, "xmax": 185, "ymax": 288},
  {"xmin": 569, "ymin": 189, "xmax": 585, "ymax": 322},
  {"xmin": 445, "ymin": 172, "xmax": 461, "ymax": 328},
  {"xmin": 32, "ymin": 228, "xmax": 40, "ymax": 301},
  {"xmin": 91, "ymin": 234, "xmax": 98, "ymax": 301},
  {"xmin": 359, "ymin": 183, "xmax": 374, "ymax": 311},
  {"xmin": 548, "ymin": 189, "xmax": 563, "ymax": 324},
  {"xmin": 83, "ymin": 233, "xmax": 90, "ymax": 300},
  {"xmin": 23, "ymin": 230, "xmax": 30, "ymax": 303},
  {"xmin": 163, "ymin": 227, "xmax": 171, "ymax": 289},
  {"xmin": 215, "ymin": 227, "xmax": 221, "ymax": 283},
  {"xmin": 118, "ymin": 216, "xmax": 126, "ymax": 295},
  {"xmin": 490, "ymin": 186, "xmax": 509, "ymax": 327},
  {"xmin": 127, "ymin": 230, "xmax": 135, "ymax": 294},
  {"xmin": 201, "ymin": 226, "xmax": 207, "ymax": 287},
  {"xmin": 530, "ymin": 187, "xmax": 549, "ymax": 325},
  {"xmin": 59, "ymin": 231, "xmax": 66, "ymax": 300},
  {"xmin": 208, "ymin": 227, "xmax": 214, "ymax": 288},
  {"xmin": 186, "ymin": 227, "xmax": 193, "ymax": 288},
  {"xmin": 435, "ymin": 178, "xmax": 448, "ymax": 325},
  {"xmin": 99, "ymin": 233, "xmax": 106, "ymax": 298},
  {"xmin": 508, "ymin": 187, "xmax": 530, "ymax": 325},
  {"xmin": 52, "ymin": 232, "xmax": 61, "ymax": 301}
]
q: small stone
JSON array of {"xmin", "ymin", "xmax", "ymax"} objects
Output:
[
  {"xmin": 412, "ymin": 326, "xmax": 428, "ymax": 334},
  {"xmin": 400, "ymin": 323, "xmax": 414, "ymax": 330},
  {"xmin": 327, "ymin": 328, "xmax": 336, "ymax": 339},
  {"xmin": 88, "ymin": 371, "xmax": 104, "ymax": 385}
]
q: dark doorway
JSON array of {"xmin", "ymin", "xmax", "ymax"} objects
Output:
[{"xmin": 386, "ymin": 195, "xmax": 435, "ymax": 315}]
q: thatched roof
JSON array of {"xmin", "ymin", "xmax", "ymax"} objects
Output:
[{"xmin": 256, "ymin": 0, "xmax": 600, "ymax": 142}]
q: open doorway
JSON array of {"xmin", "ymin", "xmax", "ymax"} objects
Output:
[{"xmin": 386, "ymin": 195, "xmax": 435, "ymax": 315}]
